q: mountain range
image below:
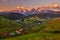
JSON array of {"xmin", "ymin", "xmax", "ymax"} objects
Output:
[{"xmin": 0, "ymin": 9, "xmax": 60, "ymax": 20}]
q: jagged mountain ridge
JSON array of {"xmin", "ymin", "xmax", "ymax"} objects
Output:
[{"xmin": 0, "ymin": 9, "xmax": 60, "ymax": 20}]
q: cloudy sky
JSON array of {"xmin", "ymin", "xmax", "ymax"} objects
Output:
[{"xmin": 0, "ymin": 0, "xmax": 60, "ymax": 9}]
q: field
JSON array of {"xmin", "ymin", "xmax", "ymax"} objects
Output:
[{"xmin": 0, "ymin": 16, "xmax": 60, "ymax": 40}]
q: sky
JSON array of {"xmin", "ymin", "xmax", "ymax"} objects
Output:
[{"xmin": 0, "ymin": 0, "xmax": 60, "ymax": 10}]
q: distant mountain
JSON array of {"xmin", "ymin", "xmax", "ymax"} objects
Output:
[
  {"xmin": 38, "ymin": 13, "xmax": 60, "ymax": 18},
  {"xmin": 0, "ymin": 12, "xmax": 26, "ymax": 21},
  {"xmin": 0, "ymin": 12, "xmax": 10, "ymax": 16},
  {"xmin": 0, "ymin": 9, "xmax": 60, "ymax": 21},
  {"xmin": 6, "ymin": 12, "xmax": 26, "ymax": 20}
]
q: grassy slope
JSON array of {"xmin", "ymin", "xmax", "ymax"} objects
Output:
[
  {"xmin": 44, "ymin": 18, "xmax": 60, "ymax": 32},
  {"xmin": 0, "ymin": 16, "xmax": 60, "ymax": 40},
  {"xmin": 2, "ymin": 33, "xmax": 60, "ymax": 40},
  {"xmin": 0, "ymin": 16, "xmax": 22, "ymax": 32},
  {"xmin": 2, "ymin": 18, "xmax": 60, "ymax": 40}
]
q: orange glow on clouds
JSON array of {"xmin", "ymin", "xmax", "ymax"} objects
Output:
[{"xmin": 0, "ymin": 3, "xmax": 60, "ymax": 12}]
